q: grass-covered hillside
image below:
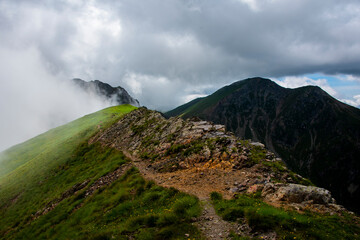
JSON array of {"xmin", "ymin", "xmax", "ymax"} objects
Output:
[
  {"xmin": 0, "ymin": 104, "xmax": 136, "ymax": 179},
  {"xmin": 1, "ymin": 104, "xmax": 360, "ymax": 239},
  {"xmin": 0, "ymin": 105, "xmax": 202, "ymax": 239},
  {"xmin": 211, "ymin": 192, "xmax": 360, "ymax": 239}
]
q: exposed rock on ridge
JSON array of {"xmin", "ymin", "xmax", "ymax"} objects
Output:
[
  {"xmin": 72, "ymin": 78, "xmax": 140, "ymax": 106},
  {"xmin": 91, "ymin": 107, "xmax": 346, "ymax": 214}
]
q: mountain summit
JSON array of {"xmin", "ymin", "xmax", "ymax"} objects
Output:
[
  {"xmin": 72, "ymin": 78, "xmax": 140, "ymax": 107},
  {"xmin": 166, "ymin": 77, "xmax": 360, "ymax": 212}
]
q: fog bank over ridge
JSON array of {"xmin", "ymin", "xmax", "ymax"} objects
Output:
[{"xmin": 0, "ymin": 47, "xmax": 117, "ymax": 151}]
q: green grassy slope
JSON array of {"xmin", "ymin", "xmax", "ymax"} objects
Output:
[
  {"xmin": 0, "ymin": 105, "xmax": 137, "ymax": 211},
  {"xmin": 0, "ymin": 104, "xmax": 202, "ymax": 239},
  {"xmin": 0, "ymin": 104, "xmax": 137, "ymax": 179},
  {"xmin": 165, "ymin": 97, "xmax": 203, "ymax": 118},
  {"xmin": 166, "ymin": 80, "xmax": 248, "ymax": 119},
  {"xmin": 211, "ymin": 192, "xmax": 360, "ymax": 240}
]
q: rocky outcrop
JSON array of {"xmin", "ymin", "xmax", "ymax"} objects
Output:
[
  {"xmin": 72, "ymin": 78, "xmax": 139, "ymax": 106},
  {"xmin": 91, "ymin": 108, "xmax": 281, "ymax": 175},
  {"xmin": 262, "ymin": 183, "xmax": 335, "ymax": 204},
  {"xmin": 91, "ymin": 107, "xmax": 347, "ymax": 214}
]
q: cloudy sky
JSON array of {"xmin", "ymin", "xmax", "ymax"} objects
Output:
[{"xmin": 1, "ymin": 0, "xmax": 360, "ymax": 150}]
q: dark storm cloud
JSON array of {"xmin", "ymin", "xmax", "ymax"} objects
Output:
[
  {"xmin": 1, "ymin": 0, "xmax": 360, "ymax": 149},
  {"xmin": 98, "ymin": 0, "xmax": 360, "ymax": 79},
  {"xmin": 2, "ymin": 0, "xmax": 360, "ymax": 86}
]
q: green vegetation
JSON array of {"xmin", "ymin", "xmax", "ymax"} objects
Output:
[
  {"xmin": 262, "ymin": 160, "xmax": 314, "ymax": 186},
  {"xmin": 248, "ymin": 146, "xmax": 266, "ymax": 164},
  {"xmin": 180, "ymin": 82, "xmax": 244, "ymax": 118},
  {"xmin": 2, "ymin": 148, "xmax": 202, "ymax": 239},
  {"xmin": 165, "ymin": 80, "xmax": 248, "ymax": 119},
  {"xmin": 165, "ymin": 143, "xmax": 187, "ymax": 156},
  {"xmin": 1, "ymin": 143, "xmax": 128, "ymax": 238},
  {"xmin": 0, "ymin": 105, "xmax": 136, "ymax": 238},
  {"xmin": 0, "ymin": 104, "xmax": 137, "ymax": 179},
  {"xmin": 141, "ymin": 134, "xmax": 160, "ymax": 148},
  {"xmin": 0, "ymin": 105, "xmax": 203, "ymax": 239},
  {"xmin": 140, "ymin": 151, "xmax": 159, "ymax": 161},
  {"xmin": 211, "ymin": 192, "xmax": 360, "ymax": 240},
  {"xmin": 130, "ymin": 116, "xmax": 157, "ymax": 135},
  {"xmin": 164, "ymin": 97, "xmax": 204, "ymax": 118},
  {"xmin": 0, "ymin": 105, "xmax": 136, "ymax": 210},
  {"xmin": 165, "ymin": 139, "xmax": 205, "ymax": 157}
]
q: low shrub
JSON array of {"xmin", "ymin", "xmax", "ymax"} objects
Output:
[{"xmin": 210, "ymin": 191, "xmax": 222, "ymax": 201}]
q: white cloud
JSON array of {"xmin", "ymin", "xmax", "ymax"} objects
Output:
[
  {"xmin": 181, "ymin": 93, "xmax": 207, "ymax": 103},
  {"xmin": 337, "ymin": 74, "xmax": 360, "ymax": 83},
  {"xmin": 122, "ymin": 72, "xmax": 185, "ymax": 111},
  {"xmin": 0, "ymin": 46, "xmax": 114, "ymax": 151},
  {"xmin": 236, "ymin": 0, "xmax": 260, "ymax": 11},
  {"xmin": 341, "ymin": 95, "xmax": 360, "ymax": 107},
  {"xmin": 272, "ymin": 76, "xmax": 338, "ymax": 96},
  {"xmin": 122, "ymin": 72, "xmax": 218, "ymax": 111}
]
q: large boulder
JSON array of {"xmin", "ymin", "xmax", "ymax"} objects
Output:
[{"xmin": 262, "ymin": 183, "xmax": 336, "ymax": 205}]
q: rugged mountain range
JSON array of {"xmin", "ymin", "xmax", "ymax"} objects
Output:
[
  {"xmin": 166, "ymin": 77, "xmax": 360, "ymax": 212},
  {"xmin": 1, "ymin": 105, "xmax": 359, "ymax": 239},
  {"xmin": 72, "ymin": 78, "xmax": 140, "ymax": 107}
]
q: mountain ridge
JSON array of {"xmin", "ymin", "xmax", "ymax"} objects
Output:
[
  {"xmin": 72, "ymin": 78, "xmax": 140, "ymax": 107},
  {"xmin": 2, "ymin": 105, "xmax": 360, "ymax": 239},
  {"xmin": 165, "ymin": 77, "xmax": 360, "ymax": 212}
]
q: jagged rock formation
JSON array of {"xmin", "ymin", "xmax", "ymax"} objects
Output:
[
  {"xmin": 91, "ymin": 107, "xmax": 346, "ymax": 214},
  {"xmin": 166, "ymin": 77, "xmax": 360, "ymax": 212},
  {"xmin": 72, "ymin": 78, "xmax": 139, "ymax": 106}
]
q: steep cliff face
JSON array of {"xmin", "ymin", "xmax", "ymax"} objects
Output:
[
  {"xmin": 166, "ymin": 77, "xmax": 360, "ymax": 212},
  {"xmin": 72, "ymin": 78, "xmax": 140, "ymax": 106}
]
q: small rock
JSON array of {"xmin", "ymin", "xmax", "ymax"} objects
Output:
[
  {"xmin": 247, "ymin": 184, "xmax": 264, "ymax": 194},
  {"xmin": 179, "ymin": 161, "xmax": 188, "ymax": 169},
  {"xmin": 250, "ymin": 142, "xmax": 265, "ymax": 147}
]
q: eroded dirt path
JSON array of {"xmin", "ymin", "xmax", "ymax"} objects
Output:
[
  {"xmin": 195, "ymin": 200, "xmax": 243, "ymax": 240},
  {"xmin": 122, "ymin": 150, "xmax": 245, "ymax": 239}
]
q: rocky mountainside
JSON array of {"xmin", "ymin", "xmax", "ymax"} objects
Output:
[
  {"xmin": 1, "ymin": 105, "xmax": 359, "ymax": 239},
  {"xmin": 165, "ymin": 77, "xmax": 360, "ymax": 213},
  {"xmin": 92, "ymin": 108, "xmax": 336, "ymax": 208},
  {"xmin": 72, "ymin": 78, "xmax": 140, "ymax": 106},
  {"xmin": 91, "ymin": 107, "xmax": 358, "ymax": 239}
]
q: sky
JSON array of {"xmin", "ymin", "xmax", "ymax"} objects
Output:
[{"xmin": 0, "ymin": 0, "xmax": 360, "ymax": 150}]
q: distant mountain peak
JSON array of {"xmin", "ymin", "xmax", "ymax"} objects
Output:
[
  {"xmin": 166, "ymin": 77, "xmax": 360, "ymax": 212},
  {"xmin": 72, "ymin": 78, "xmax": 140, "ymax": 107}
]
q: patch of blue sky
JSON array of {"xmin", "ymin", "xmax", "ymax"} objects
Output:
[
  {"xmin": 304, "ymin": 73, "xmax": 360, "ymax": 98},
  {"xmin": 274, "ymin": 73, "xmax": 360, "ymax": 107}
]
